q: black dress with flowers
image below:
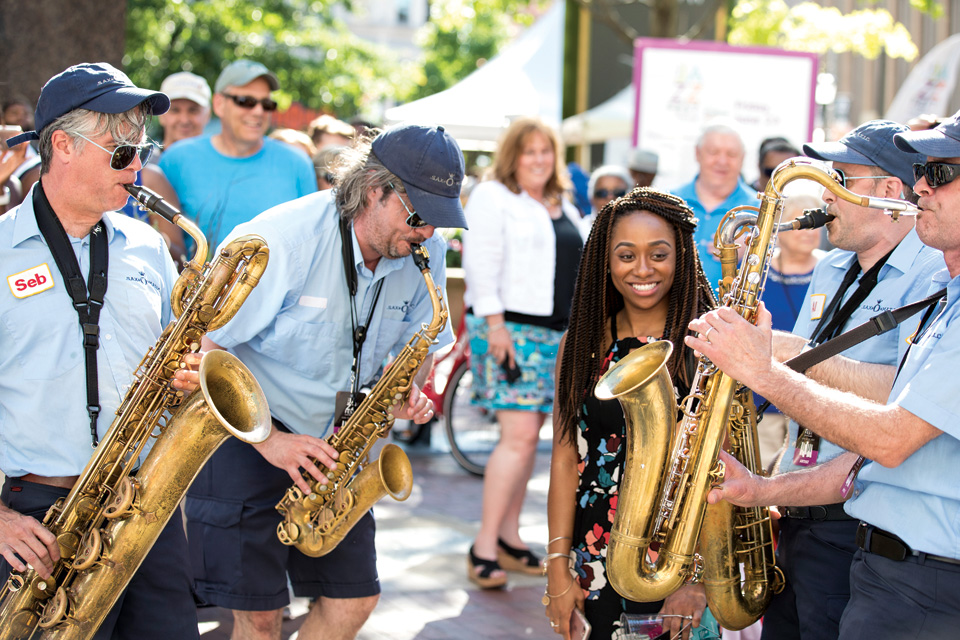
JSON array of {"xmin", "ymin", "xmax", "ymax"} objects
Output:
[{"xmin": 572, "ymin": 322, "xmax": 692, "ymax": 639}]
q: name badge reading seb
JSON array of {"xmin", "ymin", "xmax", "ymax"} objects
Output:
[{"xmin": 8, "ymin": 264, "xmax": 55, "ymax": 299}]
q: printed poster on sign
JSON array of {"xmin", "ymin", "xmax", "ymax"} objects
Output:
[{"xmin": 632, "ymin": 38, "xmax": 818, "ymax": 193}]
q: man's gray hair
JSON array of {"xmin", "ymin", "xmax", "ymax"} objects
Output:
[
  {"xmin": 38, "ymin": 104, "xmax": 150, "ymax": 175},
  {"xmin": 695, "ymin": 121, "xmax": 745, "ymax": 153},
  {"xmin": 333, "ymin": 132, "xmax": 402, "ymax": 222}
]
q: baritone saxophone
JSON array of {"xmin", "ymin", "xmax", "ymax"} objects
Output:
[
  {"xmin": 0, "ymin": 184, "xmax": 272, "ymax": 640},
  {"xmin": 276, "ymin": 244, "xmax": 447, "ymax": 557},
  {"xmin": 596, "ymin": 159, "xmax": 918, "ymax": 629}
]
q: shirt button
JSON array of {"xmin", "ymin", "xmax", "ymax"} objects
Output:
[{"xmin": 104, "ymin": 334, "xmax": 112, "ymax": 341}]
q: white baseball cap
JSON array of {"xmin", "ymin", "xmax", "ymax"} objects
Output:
[{"xmin": 160, "ymin": 72, "xmax": 212, "ymax": 109}]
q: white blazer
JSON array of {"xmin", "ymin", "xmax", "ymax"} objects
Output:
[{"xmin": 462, "ymin": 180, "xmax": 585, "ymax": 318}]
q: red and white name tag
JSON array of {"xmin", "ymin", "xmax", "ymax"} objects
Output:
[
  {"xmin": 7, "ymin": 263, "xmax": 55, "ymax": 299},
  {"xmin": 809, "ymin": 293, "xmax": 826, "ymax": 320}
]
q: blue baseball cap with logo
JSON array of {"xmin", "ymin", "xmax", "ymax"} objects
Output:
[
  {"xmin": 803, "ymin": 119, "xmax": 922, "ymax": 186},
  {"xmin": 893, "ymin": 110, "xmax": 960, "ymax": 158},
  {"xmin": 7, "ymin": 62, "xmax": 169, "ymax": 147},
  {"xmin": 372, "ymin": 123, "xmax": 467, "ymax": 229}
]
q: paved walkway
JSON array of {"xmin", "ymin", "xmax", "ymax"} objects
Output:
[{"xmin": 198, "ymin": 433, "xmax": 555, "ymax": 640}]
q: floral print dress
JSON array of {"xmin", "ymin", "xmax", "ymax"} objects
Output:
[{"xmin": 572, "ymin": 334, "xmax": 674, "ymax": 639}]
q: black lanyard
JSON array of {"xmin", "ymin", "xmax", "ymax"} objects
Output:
[
  {"xmin": 33, "ymin": 183, "xmax": 109, "ymax": 447},
  {"xmin": 340, "ymin": 217, "xmax": 383, "ymax": 414}
]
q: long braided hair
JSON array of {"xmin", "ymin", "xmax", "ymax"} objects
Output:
[{"xmin": 556, "ymin": 187, "xmax": 717, "ymax": 444}]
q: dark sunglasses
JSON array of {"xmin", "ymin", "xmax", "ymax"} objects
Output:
[
  {"xmin": 75, "ymin": 133, "xmax": 154, "ymax": 171},
  {"xmin": 595, "ymin": 188, "xmax": 627, "ymax": 199},
  {"xmin": 913, "ymin": 162, "xmax": 960, "ymax": 189},
  {"xmin": 833, "ymin": 168, "xmax": 893, "ymax": 189},
  {"xmin": 221, "ymin": 93, "xmax": 278, "ymax": 112},
  {"xmin": 389, "ymin": 182, "xmax": 428, "ymax": 228},
  {"xmin": 761, "ymin": 167, "xmax": 777, "ymax": 178}
]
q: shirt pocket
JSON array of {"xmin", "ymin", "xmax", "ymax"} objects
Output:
[
  {"xmin": 375, "ymin": 318, "xmax": 414, "ymax": 365},
  {"xmin": 262, "ymin": 315, "xmax": 338, "ymax": 377},
  {"xmin": 2, "ymin": 295, "xmax": 83, "ymax": 380}
]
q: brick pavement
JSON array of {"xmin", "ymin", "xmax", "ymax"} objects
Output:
[{"xmin": 198, "ymin": 436, "xmax": 556, "ymax": 640}]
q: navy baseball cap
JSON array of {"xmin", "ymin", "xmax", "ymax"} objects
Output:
[
  {"xmin": 7, "ymin": 62, "xmax": 169, "ymax": 147},
  {"xmin": 372, "ymin": 123, "xmax": 467, "ymax": 229},
  {"xmin": 803, "ymin": 119, "xmax": 922, "ymax": 186},
  {"xmin": 894, "ymin": 110, "xmax": 960, "ymax": 158}
]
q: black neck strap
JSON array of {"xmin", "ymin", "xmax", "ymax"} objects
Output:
[
  {"xmin": 808, "ymin": 248, "xmax": 894, "ymax": 346},
  {"xmin": 339, "ymin": 217, "xmax": 384, "ymax": 403},
  {"xmin": 33, "ymin": 183, "xmax": 109, "ymax": 447}
]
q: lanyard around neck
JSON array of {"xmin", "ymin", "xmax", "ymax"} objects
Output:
[
  {"xmin": 809, "ymin": 248, "xmax": 894, "ymax": 346},
  {"xmin": 33, "ymin": 183, "xmax": 109, "ymax": 447},
  {"xmin": 339, "ymin": 216, "xmax": 384, "ymax": 400}
]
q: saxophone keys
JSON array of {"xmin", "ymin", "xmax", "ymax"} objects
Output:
[
  {"xmin": 37, "ymin": 586, "xmax": 70, "ymax": 628},
  {"xmin": 103, "ymin": 477, "xmax": 140, "ymax": 519},
  {"xmin": 277, "ymin": 521, "xmax": 301, "ymax": 546},
  {"xmin": 708, "ymin": 459, "xmax": 727, "ymax": 485},
  {"xmin": 71, "ymin": 529, "xmax": 103, "ymax": 571}
]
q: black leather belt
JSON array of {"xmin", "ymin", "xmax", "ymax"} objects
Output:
[
  {"xmin": 780, "ymin": 502, "xmax": 853, "ymax": 521},
  {"xmin": 856, "ymin": 522, "xmax": 960, "ymax": 567}
]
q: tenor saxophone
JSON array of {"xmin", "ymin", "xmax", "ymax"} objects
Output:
[
  {"xmin": 0, "ymin": 185, "xmax": 272, "ymax": 640},
  {"xmin": 276, "ymin": 244, "xmax": 447, "ymax": 557},
  {"xmin": 596, "ymin": 159, "xmax": 918, "ymax": 629}
]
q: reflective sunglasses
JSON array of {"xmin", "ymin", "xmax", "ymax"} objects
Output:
[
  {"xmin": 833, "ymin": 168, "xmax": 894, "ymax": 189},
  {"xmin": 595, "ymin": 188, "xmax": 627, "ymax": 199},
  {"xmin": 389, "ymin": 182, "xmax": 428, "ymax": 228},
  {"xmin": 221, "ymin": 93, "xmax": 278, "ymax": 112},
  {"xmin": 74, "ymin": 133, "xmax": 154, "ymax": 171},
  {"xmin": 913, "ymin": 162, "xmax": 960, "ymax": 189}
]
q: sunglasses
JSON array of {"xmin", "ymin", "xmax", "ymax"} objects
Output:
[
  {"xmin": 595, "ymin": 188, "xmax": 627, "ymax": 199},
  {"xmin": 389, "ymin": 182, "xmax": 428, "ymax": 228},
  {"xmin": 913, "ymin": 162, "xmax": 960, "ymax": 189},
  {"xmin": 221, "ymin": 93, "xmax": 278, "ymax": 112},
  {"xmin": 833, "ymin": 168, "xmax": 894, "ymax": 189},
  {"xmin": 761, "ymin": 167, "xmax": 777, "ymax": 178},
  {"xmin": 74, "ymin": 133, "xmax": 154, "ymax": 171}
]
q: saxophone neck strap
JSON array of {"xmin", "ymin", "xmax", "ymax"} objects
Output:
[
  {"xmin": 33, "ymin": 183, "xmax": 109, "ymax": 447},
  {"xmin": 808, "ymin": 248, "xmax": 894, "ymax": 346}
]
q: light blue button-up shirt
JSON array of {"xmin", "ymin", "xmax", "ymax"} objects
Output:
[
  {"xmin": 0, "ymin": 186, "xmax": 179, "ymax": 477},
  {"xmin": 208, "ymin": 190, "xmax": 454, "ymax": 438},
  {"xmin": 779, "ymin": 228, "xmax": 944, "ymax": 474},
  {"xmin": 846, "ymin": 269, "xmax": 960, "ymax": 558}
]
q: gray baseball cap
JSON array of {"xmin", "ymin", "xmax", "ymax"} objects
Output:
[{"xmin": 214, "ymin": 60, "xmax": 279, "ymax": 94}]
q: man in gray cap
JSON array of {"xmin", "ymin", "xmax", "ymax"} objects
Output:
[
  {"xmin": 0, "ymin": 62, "xmax": 200, "ymax": 639},
  {"xmin": 627, "ymin": 147, "xmax": 658, "ymax": 187},
  {"xmin": 685, "ymin": 119, "xmax": 943, "ymax": 640},
  {"xmin": 688, "ymin": 116, "xmax": 960, "ymax": 637},
  {"xmin": 186, "ymin": 123, "xmax": 467, "ymax": 640},
  {"xmin": 159, "ymin": 59, "xmax": 317, "ymax": 251}
]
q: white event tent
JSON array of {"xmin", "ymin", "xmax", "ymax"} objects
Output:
[
  {"xmin": 383, "ymin": 2, "xmax": 565, "ymax": 150},
  {"xmin": 560, "ymin": 83, "xmax": 634, "ymax": 146}
]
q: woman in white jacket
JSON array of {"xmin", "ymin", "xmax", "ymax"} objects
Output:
[{"xmin": 462, "ymin": 117, "xmax": 585, "ymax": 588}]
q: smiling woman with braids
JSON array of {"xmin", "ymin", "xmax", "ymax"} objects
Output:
[{"xmin": 544, "ymin": 188, "xmax": 717, "ymax": 640}]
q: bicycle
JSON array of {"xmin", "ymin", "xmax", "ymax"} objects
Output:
[{"xmin": 394, "ymin": 311, "xmax": 499, "ymax": 476}]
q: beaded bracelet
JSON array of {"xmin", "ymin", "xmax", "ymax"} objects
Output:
[{"xmin": 541, "ymin": 578, "xmax": 575, "ymax": 606}]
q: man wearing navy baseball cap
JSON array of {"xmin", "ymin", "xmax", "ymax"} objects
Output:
[
  {"xmin": 685, "ymin": 113, "xmax": 960, "ymax": 638},
  {"xmin": 185, "ymin": 123, "xmax": 465, "ymax": 640},
  {"xmin": 0, "ymin": 62, "xmax": 201, "ymax": 638},
  {"xmin": 680, "ymin": 119, "xmax": 946, "ymax": 640}
]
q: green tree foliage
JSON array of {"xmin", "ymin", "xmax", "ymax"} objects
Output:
[
  {"xmin": 407, "ymin": 0, "xmax": 551, "ymax": 101},
  {"xmin": 124, "ymin": 0, "xmax": 418, "ymax": 118}
]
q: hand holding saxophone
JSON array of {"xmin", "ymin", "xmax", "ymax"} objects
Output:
[
  {"xmin": 659, "ymin": 584, "xmax": 707, "ymax": 640},
  {"xmin": 253, "ymin": 428, "xmax": 340, "ymax": 495},
  {"xmin": 0, "ymin": 505, "xmax": 60, "ymax": 579},
  {"xmin": 170, "ymin": 351, "xmax": 202, "ymax": 393},
  {"xmin": 705, "ymin": 450, "xmax": 764, "ymax": 507},
  {"xmin": 392, "ymin": 382, "xmax": 435, "ymax": 424},
  {"xmin": 685, "ymin": 303, "xmax": 777, "ymax": 395}
]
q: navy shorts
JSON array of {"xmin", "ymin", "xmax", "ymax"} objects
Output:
[
  {"xmin": 185, "ymin": 434, "xmax": 380, "ymax": 611},
  {"xmin": 0, "ymin": 477, "xmax": 199, "ymax": 640}
]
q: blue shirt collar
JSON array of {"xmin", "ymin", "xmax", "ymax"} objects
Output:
[{"xmin": 13, "ymin": 183, "xmax": 121, "ymax": 248}]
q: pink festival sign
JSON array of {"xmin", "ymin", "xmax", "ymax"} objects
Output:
[{"xmin": 633, "ymin": 38, "xmax": 818, "ymax": 191}]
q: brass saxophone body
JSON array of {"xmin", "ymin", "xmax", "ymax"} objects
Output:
[
  {"xmin": 0, "ymin": 185, "xmax": 272, "ymax": 640},
  {"xmin": 596, "ymin": 160, "xmax": 917, "ymax": 629},
  {"xmin": 275, "ymin": 244, "xmax": 447, "ymax": 557}
]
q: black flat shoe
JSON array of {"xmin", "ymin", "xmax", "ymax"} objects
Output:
[
  {"xmin": 468, "ymin": 545, "xmax": 508, "ymax": 589},
  {"xmin": 497, "ymin": 537, "xmax": 543, "ymax": 576}
]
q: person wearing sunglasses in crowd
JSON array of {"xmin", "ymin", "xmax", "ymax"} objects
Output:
[
  {"xmin": 579, "ymin": 164, "xmax": 633, "ymax": 234},
  {"xmin": 688, "ymin": 119, "xmax": 946, "ymax": 640},
  {"xmin": 750, "ymin": 137, "xmax": 801, "ymax": 193},
  {"xmin": 0, "ymin": 62, "xmax": 202, "ymax": 639},
  {"xmin": 159, "ymin": 59, "xmax": 317, "ymax": 253},
  {"xmin": 187, "ymin": 124, "xmax": 465, "ymax": 640}
]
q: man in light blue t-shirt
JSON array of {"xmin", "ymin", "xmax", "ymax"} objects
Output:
[{"xmin": 159, "ymin": 60, "xmax": 316, "ymax": 252}]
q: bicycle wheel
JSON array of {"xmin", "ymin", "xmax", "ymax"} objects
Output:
[{"xmin": 443, "ymin": 360, "xmax": 499, "ymax": 476}]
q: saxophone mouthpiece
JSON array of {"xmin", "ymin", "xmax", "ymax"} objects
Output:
[
  {"xmin": 791, "ymin": 207, "xmax": 835, "ymax": 230},
  {"xmin": 123, "ymin": 183, "xmax": 182, "ymax": 223},
  {"xmin": 411, "ymin": 244, "xmax": 430, "ymax": 272}
]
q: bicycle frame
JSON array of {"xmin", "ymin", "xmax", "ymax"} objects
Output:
[{"xmin": 421, "ymin": 311, "xmax": 471, "ymax": 417}]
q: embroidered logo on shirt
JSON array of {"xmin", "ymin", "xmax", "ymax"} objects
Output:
[
  {"xmin": 125, "ymin": 270, "xmax": 161, "ymax": 293},
  {"xmin": 862, "ymin": 299, "xmax": 893, "ymax": 313},
  {"xmin": 810, "ymin": 293, "xmax": 826, "ymax": 320},
  {"xmin": 387, "ymin": 300, "xmax": 412, "ymax": 314},
  {"xmin": 7, "ymin": 263, "xmax": 55, "ymax": 299}
]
